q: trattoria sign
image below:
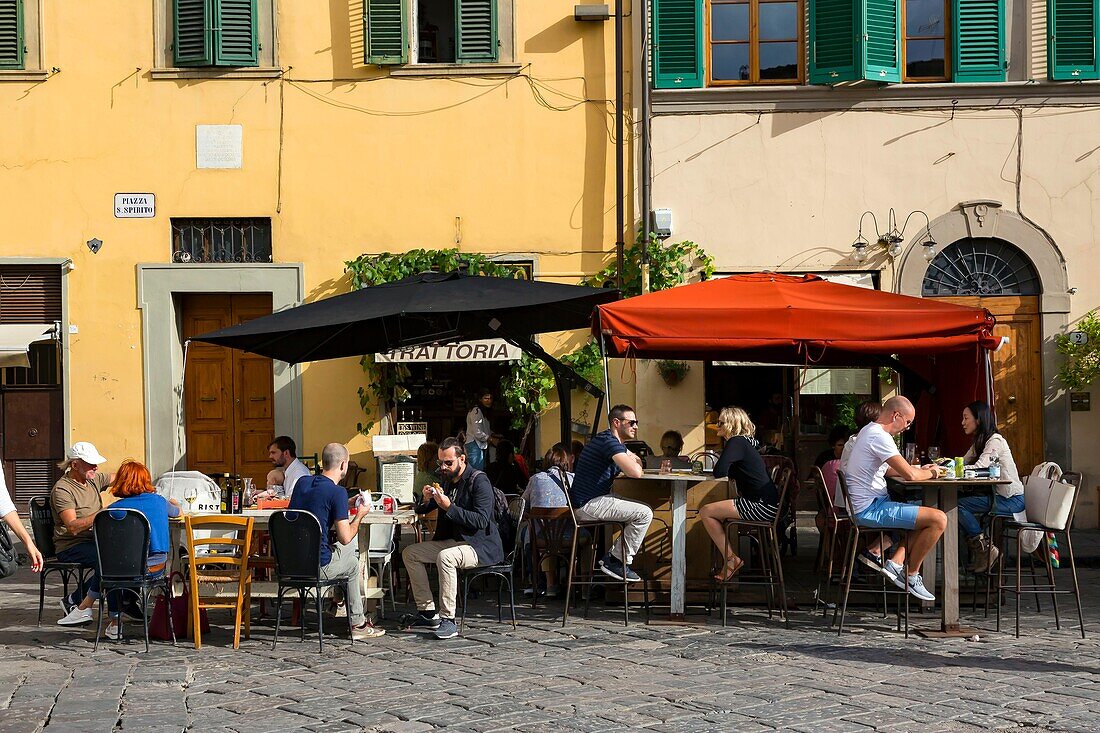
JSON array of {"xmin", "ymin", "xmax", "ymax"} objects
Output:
[{"xmin": 375, "ymin": 338, "xmax": 522, "ymax": 363}]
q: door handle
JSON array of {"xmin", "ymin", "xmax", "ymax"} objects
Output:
[
  {"xmin": 28, "ymin": 428, "xmax": 38, "ymax": 437},
  {"xmin": 1007, "ymin": 395, "xmax": 1017, "ymax": 404}
]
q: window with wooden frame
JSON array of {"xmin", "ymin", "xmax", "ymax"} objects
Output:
[
  {"xmin": 707, "ymin": 0, "xmax": 802, "ymax": 84},
  {"xmin": 903, "ymin": 0, "xmax": 949, "ymax": 81}
]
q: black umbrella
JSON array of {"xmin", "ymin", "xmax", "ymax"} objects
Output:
[
  {"xmin": 193, "ymin": 271, "xmax": 618, "ymax": 364},
  {"xmin": 192, "ymin": 271, "xmax": 619, "ymax": 444}
]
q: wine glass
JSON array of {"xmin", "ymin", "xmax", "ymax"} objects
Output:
[
  {"xmin": 183, "ymin": 487, "xmax": 197, "ymax": 514},
  {"xmin": 927, "ymin": 446, "xmax": 940, "ymax": 462}
]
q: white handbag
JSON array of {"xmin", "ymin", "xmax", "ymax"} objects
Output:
[{"xmin": 1023, "ymin": 462, "xmax": 1077, "ymax": 532}]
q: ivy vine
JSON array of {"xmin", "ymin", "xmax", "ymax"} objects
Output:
[
  {"xmin": 343, "ymin": 235, "xmax": 715, "ymax": 435},
  {"xmin": 1056, "ymin": 310, "xmax": 1100, "ymax": 391}
]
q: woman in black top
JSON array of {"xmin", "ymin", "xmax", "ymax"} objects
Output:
[{"xmin": 699, "ymin": 406, "xmax": 781, "ymax": 581}]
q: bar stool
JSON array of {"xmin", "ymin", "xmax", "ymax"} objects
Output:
[
  {"xmin": 993, "ymin": 472, "xmax": 1085, "ymax": 638},
  {"xmin": 834, "ymin": 472, "xmax": 911, "ymax": 637},
  {"xmin": 811, "ymin": 466, "xmax": 850, "ymax": 615},
  {"xmin": 561, "ymin": 488, "xmax": 650, "ymax": 627},
  {"xmin": 712, "ymin": 466, "xmax": 791, "ymax": 628}
]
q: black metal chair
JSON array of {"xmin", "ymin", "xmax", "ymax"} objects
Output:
[
  {"xmin": 92, "ymin": 508, "xmax": 176, "ymax": 653},
  {"xmin": 28, "ymin": 497, "xmax": 95, "ymax": 626},
  {"xmin": 834, "ymin": 472, "xmax": 911, "ymax": 637},
  {"xmin": 269, "ymin": 509, "xmax": 355, "ymax": 652},
  {"xmin": 562, "ymin": 490, "xmax": 651, "ymax": 627},
  {"xmin": 712, "ymin": 466, "xmax": 792, "ymax": 628},
  {"xmin": 459, "ymin": 498, "xmax": 527, "ymax": 631},
  {"xmin": 993, "ymin": 472, "xmax": 1086, "ymax": 638}
]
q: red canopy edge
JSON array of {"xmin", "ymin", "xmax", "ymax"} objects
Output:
[{"xmin": 593, "ymin": 273, "xmax": 998, "ymax": 363}]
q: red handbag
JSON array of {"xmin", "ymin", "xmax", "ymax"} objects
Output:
[{"xmin": 150, "ymin": 572, "xmax": 209, "ymax": 640}]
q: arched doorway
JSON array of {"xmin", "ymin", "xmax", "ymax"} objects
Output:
[{"xmin": 922, "ymin": 237, "xmax": 1044, "ymax": 472}]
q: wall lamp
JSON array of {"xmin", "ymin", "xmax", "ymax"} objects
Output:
[
  {"xmin": 574, "ymin": 4, "xmax": 610, "ymax": 21},
  {"xmin": 851, "ymin": 209, "xmax": 937, "ymax": 263}
]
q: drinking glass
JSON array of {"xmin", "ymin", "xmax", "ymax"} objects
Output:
[
  {"xmin": 927, "ymin": 446, "xmax": 940, "ymax": 462},
  {"xmin": 183, "ymin": 488, "xmax": 197, "ymax": 514},
  {"xmin": 903, "ymin": 443, "xmax": 917, "ymax": 465}
]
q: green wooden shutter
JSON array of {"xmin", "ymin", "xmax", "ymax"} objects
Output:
[
  {"xmin": 1049, "ymin": 0, "xmax": 1100, "ymax": 80},
  {"xmin": 0, "ymin": 0, "xmax": 22, "ymax": 70},
  {"xmin": 652, "ymin": 0, "xmax": 703, "ymax": 89},
  {"xmin": 456, "ymin": 0, "xmax": 498, "ymax": 63},
  {"xmin": 365, "ymin": 0, "xmax": 408, "ymax": 65},
  {"xmin": 862, "ymin": 0, "xmax": 901, "ymax": 82},
  {"xmin": 953, "ymin": 0, "xmax": 1005, "ymax": 81},
  {"xmin": 174, "ymin": 0, "xmax": 213, "ymax": 66},
  {"xmin": 214, "ymin": 0, "xmax": 258, "ymax": 66},
  {"xmin": 810, "ymin": 0, "xmax": 859, "ymax": 83}
]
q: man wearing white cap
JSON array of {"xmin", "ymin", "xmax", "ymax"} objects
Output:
[{"xmin": 52, "ymin": 442, "xmax": 115, "ymax": 626}]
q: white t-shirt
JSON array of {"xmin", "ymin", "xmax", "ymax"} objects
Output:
[
  {"xmin": 282, "ymin": 458, "xmax": 311, "ymax": 499},
  {"xmin": 844, "ymin": 422, "xmax": 900, "ymax": 514},
  {"xmin": 0, "ymin": 460, "xmax": 15, "ymax": 518}
]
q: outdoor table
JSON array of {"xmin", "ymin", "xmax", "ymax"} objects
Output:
[
  {"xmin": 615, "ymin": 471, "xmax": 714, "ymax": 621},
  {"xmin": 170, "ymin": 508, "xmax": 418, "ymax": 609},
  {"xmin": 886, "ymin": 477, "xmax": 1009, "ymax": 637}
]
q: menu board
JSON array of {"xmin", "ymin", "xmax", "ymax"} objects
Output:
[{"xmin": 379, "ymin": 457, "xmax": 417, "ymax": 504}]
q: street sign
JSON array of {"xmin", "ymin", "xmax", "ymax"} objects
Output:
[
  {"xmin": 114, "ymin": 193, "xmax": 155, "ymax": 218},
  {"xmin": 1068, "ymin": 331, "xmax": 1089, "ymax": 346}
]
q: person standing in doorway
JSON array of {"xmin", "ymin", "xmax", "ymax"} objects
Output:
[{"xmin": 464, "ymin": 388, "xmax": 494, "ymax": 471}]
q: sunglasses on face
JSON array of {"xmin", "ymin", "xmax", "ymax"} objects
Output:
[
  {"xmin": 437, "ymin": 459, "xmax": 459, "ymax": 468},
  {"xmin": 617, "ymin": 419, "xmax": 639, "ymax": 428},
  {"xmin": 895, "ymin": 411, "xmax": 913, "ymax": 428}
]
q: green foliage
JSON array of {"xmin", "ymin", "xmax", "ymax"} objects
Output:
[
  {"xmin": 1055, "ymin": 311, "xmax": 1100, "ymax": 391},
  {"xmin": 344, "ymin": 251, "xmax": 525, "ymax": 433},
  {"xmin": 656, "ymin": 359, "xmax": 690, "ymax": 385},
  {"xmin": 500, "ymin": 354, "xmax": 557, "ymax": 430},
  {"xmin": 585, "ymin": 231, "xmax": 715, "ymax": 297},
  {"xmin": 835, "ymin": 394, "xmax": 862, "ymax": 431}
]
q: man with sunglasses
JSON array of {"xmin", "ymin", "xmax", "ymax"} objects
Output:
[
  {"xmin": 403, "ymin": 437, "xmax": 503, "ymax": 639},
  {"xmin": 844, "ymin": 396, "xmax": 947, "ymax": 601},
  {"xmin": 569, "ymin": 404, "xmax": 650, "ymax": 582}
]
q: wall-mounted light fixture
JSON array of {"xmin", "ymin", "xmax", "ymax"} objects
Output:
[
  {"xmin": 851, "ymin": 209, "xmax": 936, "ymax": 263},
  {"xmin": 574, "ymin": 3, "xmax": 610, "ymax": 21}
]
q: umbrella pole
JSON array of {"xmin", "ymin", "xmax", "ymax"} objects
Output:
[{"xmin": 598, "ymin": 318, "xmax": 612, "ymax": 430}]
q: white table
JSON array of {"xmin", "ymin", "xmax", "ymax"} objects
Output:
[
  {"xmin": 615, "ymin": 472, "xmax": 715, "ymax": 621},
  {"xmin": 171, "ymin": 509, "xmax": 419, "ymax": 608}
]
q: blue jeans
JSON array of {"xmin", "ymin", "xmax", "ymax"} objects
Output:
[
  {"xmin": 465, "ymin": 442, "xmax": 486, "ymax": 470},
  {"xmin": 56, "ymin": 541, "xmax": 98, "ymax": 601},
  {"xmin": 958, "ymin": 494, "xmax": 1026, "ymax": 538}
]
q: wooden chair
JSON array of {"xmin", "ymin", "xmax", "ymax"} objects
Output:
[
  {"xmin": 811, "ymin": 466, "xmax": 849, "ymax": 615},
  {"xmin": 184, "ymin": 515, "xmax": 254, "ymax": 649}
]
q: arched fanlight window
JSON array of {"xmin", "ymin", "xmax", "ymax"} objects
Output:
[{"xmin": 922, "ymin": 238, "xmax": 1041, "ymax": 297}]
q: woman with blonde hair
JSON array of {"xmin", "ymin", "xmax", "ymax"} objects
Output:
[{"xmin": 698, "ymin": 407, "xmax": 781, "ymax": 581}]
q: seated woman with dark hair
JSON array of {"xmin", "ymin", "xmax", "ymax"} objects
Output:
[
  {"xmin": 659, "ymin": 430, "xmax": 685, "ymax": 458},
  {"xmin": 63, "ymin": 460, "xmax": 180, "ymax": 641}
]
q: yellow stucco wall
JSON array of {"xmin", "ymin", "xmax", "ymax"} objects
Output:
[{"xmin": 0, "ymin": 2, "xmax": 634, "ymax": 475}]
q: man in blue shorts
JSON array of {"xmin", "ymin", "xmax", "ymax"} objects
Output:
[{"xmin": 844, "ymin": 396, "xmax": 946, "ymax": 601}]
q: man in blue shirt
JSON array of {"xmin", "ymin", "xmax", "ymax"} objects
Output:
[
  {"xmin": 570, "ymin": 404, "xmax": 650, "ymax": 582},
  {"xmin": 289, "ymin": 442, "xmax": 385, "ymax": 639}
]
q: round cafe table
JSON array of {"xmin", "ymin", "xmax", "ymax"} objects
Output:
[{"xmin": 887, "ymin": 476, "xmax": 1009, "ymax": 638}]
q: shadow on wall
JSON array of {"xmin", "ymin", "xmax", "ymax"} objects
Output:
[
  {"xmin": 330, "ymin": 0, "xmax": 389, "ymax": 79},
  {"xmin": 306, "ymin": 270, "xmax": 355, "ymax": 304},
  {"xmin": 769, "ymin": 111, "xmax": 834, "ymax": 138},
  {"xmin": 527, "ymin": 15, "xmax": 609, "ymax": 248}
]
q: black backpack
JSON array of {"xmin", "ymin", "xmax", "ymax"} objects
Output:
[{"xmin": 469, "ymin": 469, "xmax": 514, "ymax": 555}]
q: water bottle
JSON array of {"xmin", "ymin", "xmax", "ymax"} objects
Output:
[{"xmin": 989, "ymin": 457, "xmax": 1001, "ymax": 480}]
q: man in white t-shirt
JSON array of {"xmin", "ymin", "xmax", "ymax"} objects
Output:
[
  {"xmin": 843, "ymin": 396, "xmax": 946, "ymax": 601},
  {"xmin": 267, "ymin": 436, "xmax": 311, "ymax": 499}
]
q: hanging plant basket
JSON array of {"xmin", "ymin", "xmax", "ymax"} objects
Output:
[{"xmin": 657, "ymin": 360, "xmax": 690, "ymax": 387}]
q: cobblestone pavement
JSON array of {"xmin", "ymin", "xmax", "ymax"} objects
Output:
[{"xmin": 1, "ymin": 534, "xmax": 1098, "ymax": 733}]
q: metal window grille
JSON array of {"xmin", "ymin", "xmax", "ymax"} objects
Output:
[
  {"xmin": 171, "ymin": 218, "xmax": 273, "ymax": 264},
  {"xmin": 922, "ymin": 237, "xmax": 1041, "ymax": 297}
]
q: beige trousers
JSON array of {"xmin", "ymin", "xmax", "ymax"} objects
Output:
[{"xmin": 401, "ymin": 539, "xmax": 480, "ymax": 619}]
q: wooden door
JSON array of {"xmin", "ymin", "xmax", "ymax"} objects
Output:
[
  {"xmin": 182, "ymin": 294, "xmax": 274, "ymax": 483},
  {"xmin": 939, "ymin": 296, "xmax": 1044, "ymax": 474}
]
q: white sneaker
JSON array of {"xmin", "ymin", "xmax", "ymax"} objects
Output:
[
  {"xmin": 101, "ymin": 620, "xmax": 122, "ymax": 641},
  {"xmin": 57, "ymin": 607, "xmax": 94, "ymax": 626},
  {"xmin": 883, "ymin": 560, "xmax": 907, "ymax": 591},
  {"xmin": 906, "ymin": 573, "xmax": 936, "ymax": 602}
]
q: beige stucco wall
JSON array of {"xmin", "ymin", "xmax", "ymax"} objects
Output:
[
  {"xmin": 649, "ymin": 105, "xmax": 1100, "ymax": 526},
  {"xmin": 0, "ymin": 1, "xmax": 633, "ymax": 480}
]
